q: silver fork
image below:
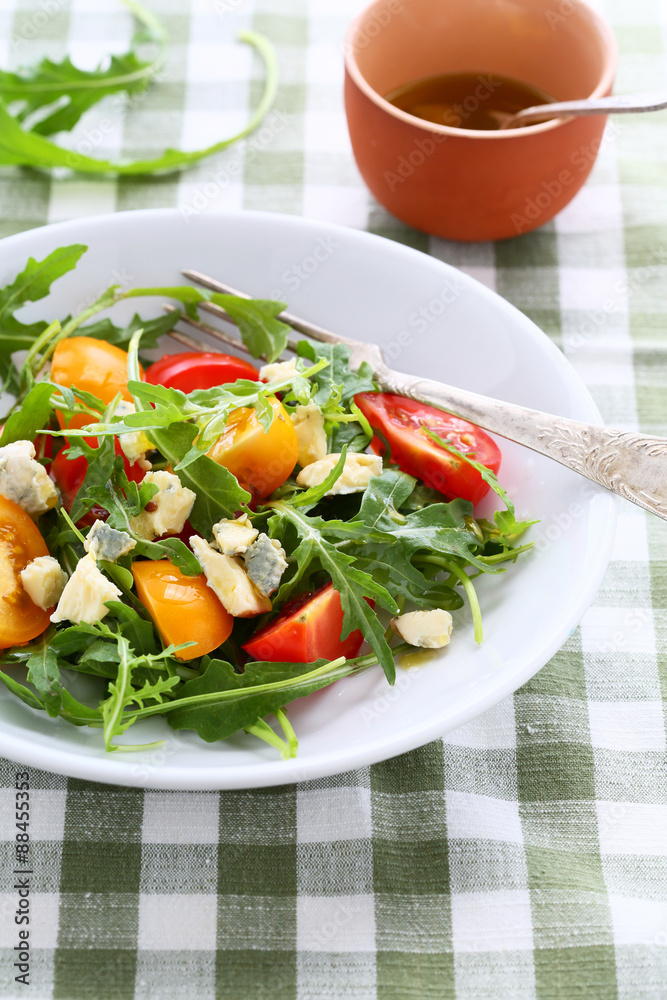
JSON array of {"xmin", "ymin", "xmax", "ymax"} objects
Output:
[{"xmin": 171, "ymin": 269, "xmax": 667, "ymax": 522}]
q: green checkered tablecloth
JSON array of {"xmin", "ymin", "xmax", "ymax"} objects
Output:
[{"xmin": 1, "ymin": 0, "xmax": 667, "ymax": 997}]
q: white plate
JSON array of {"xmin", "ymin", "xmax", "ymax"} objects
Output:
[{"xmin": 0, "ymin": 209, "xmax": 616, "ymax": 789}]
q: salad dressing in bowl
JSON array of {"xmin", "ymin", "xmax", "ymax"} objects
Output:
[{"xmin": 385, "ymin": 71, "xmax": 557, "ymax": 131}]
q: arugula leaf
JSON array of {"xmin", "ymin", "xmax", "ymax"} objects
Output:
[
  {"xmin": 0, "ymin": 669, "xmax": 48, "ymax": 712},
  {"xmin": 268, "ymin": 501, "xmax": 399, "ymax": 683},
  {"xmin": 74, "ymin": 362, "xmax": 327, "ymax": 448},
  {"xmin": 77, "ymin": 311, "xmax": 180, "ymax": 352},
  {"xmin": 0, "ymin": 664, "xmax": 104, "ymax": 726},
  {"xmin": 75, "ymin": 640, "xmax": 124, "ymax": 679},
  {"xmin": 26, "ymin": 641, "xmax": 62, "ymax": 717},
  {"xmin": 66, "ymin": 420, "xmax": 249, "ymax": 549},
  {"xmin": 79, "ymin": 456, "xmax": 156, "ymax": 526},
  {"xmin": 0, "ymin": 0, "xmax": 165, "ymax": 136},
  {"xmin": 424, "ymin": 432, "xmax": 538, "ymax": 542},
  {"xmin": 0, "ymin": 244, "xmax": 85, "ymax": 335},
  {"xmin": 50, "ymin": 622, "xmax": 105, "ymax": 658},
  {"xmin": 297, "ymin": 340, "xmax": 376, "ymax": 406},
  {"xmin": 0, "ymin": 382, "xmax": 57, "ymax": 447},
  {"xmin": 289, "ymin": 449, "xmax": 347, "ymax": 508},
  {"xmin": 0, "ymin": 31, "xmax": 277, "ymax": 176},
  {"xmin": 0, "ymin": 244, "xmax": 85, "ymax": 395},
  {"xmin": 127, "ymin": 644, "xmax": 411, "ymax": 744},
  {"xmin": 353, "ymin": 468, "xmax": 496, "ymax": 614},
  {"xmin": 106, "ymin": 602, "xmax": 158, "ymax": 657},
  {"xmin": 75, "ymin": 455, "xmax": 203, "ymax": 574},
  {"xmin": 359, "ymin": 469, "xmax": 490, "ymax": 571},
  {"xmin": 328, "ymin": 411, "xmax": 373, "ymax": 455},
  {"xmin": 72, "ymin": 434, "xmax": 246, "ymax": 572},
  {"xmin": 95, "ymin": 625, "xmax": 181, "ymax": 750},
  {"xmin": 133, "ymin": 536, "xmax": 202, "ymax": 576},
  {"xmin": 295, "ymin": 340, "xmax": 376, "ymax": 451},
  {"xmin": 166, "ymin": 657, "xmax": 355, "ymax": 742},
  {"xmin": 60, "ymin": 690, "xmax": 105, "ymax": 726},
  {"xmin": 3, "ymin": 54, "xmax": 146, "ymax": 136},
  {"xmin": 68, "ymin": 436, "xmax": 117, "ymax": 523},
  {"xmin": 125, "ymin": 286, "xmax": 292, "ymax": 362},
  {"xmin": 98, "ymin": 561, "xmax": 133, "ymax": 594},
  {"xmin": 219, "ymin": 297, "xmax": 291, "ymax": 363}
]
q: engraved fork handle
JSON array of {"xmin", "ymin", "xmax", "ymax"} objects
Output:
[{"xmin": 378, "ymin": 365, "xmax": 667, "ymax": 521}]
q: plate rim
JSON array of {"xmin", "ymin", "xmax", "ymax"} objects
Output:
[{"xmin": 0, "ymin": 208, "xmax": 618, "ymax": 788}]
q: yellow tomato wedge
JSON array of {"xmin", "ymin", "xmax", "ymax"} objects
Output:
[
  {"xmin": 132, "ymin": 560, "xmax": 233, "ymax": 661},
  {"xmin": 207, "ymin": 396, "xmax": 298, "ymax": 501},
  {"xmin": 51, "ymin": 336, "xmax": 144, "ymax": 430}
]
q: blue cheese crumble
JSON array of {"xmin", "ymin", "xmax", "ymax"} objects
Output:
[
  {"xmin": 189, "ymin": 536, "xmax": 271, "ymax": 617},
  {"xmin": 0, "ymin": 439, "xmax": 58, "ymax": 515},
  {"xmin": 129, "ymin": 471, "xmax": 195, "ymax": 541},
  {"xmin": 243, "ymin": 533, "xmax": 288, "ymax": 597},
  {"xmin": 211, "ymin": 513, "xmax": 258, "ymax": 556},
  {"xmin": 84, "ymin": 520, "xmax": 136, "ymax": 563},
  {"xmin": 20, "ymin": 556, "xmax": 68, "ymax": 611},
  {"xmin": 51, "ymin": 554, "xmax": 122, "ymax": 625}
]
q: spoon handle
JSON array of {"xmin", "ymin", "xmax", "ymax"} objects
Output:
[
  {"xmin": 503, "ymin": 92, "xmax": 667, "ymax": 129},
  {"xmin": 377, "ymin": 365, "xmax": 667, "ymax": 520}
]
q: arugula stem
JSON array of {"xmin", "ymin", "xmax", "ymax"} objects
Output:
[
  {"xmin": 126, "ymin": 655, "xmax": 350, "ymax": 720},
  {"xmin": 417, "ymin": 556, "xmax": 483, "ymax": 644},
  {"xmin": 244, "ymin": 718, "xmax": 290, "ymax": 757},
  {"xmin": 103, "ymin": 643, "xmax": 133, "ymax": 750},
  {"xmin": 112, "ymin": 739, "xmax": 166, "ymax": 753},
  {"xmin": 275, "ymin": 708, "xmax": 298, "ymax": 757},
  {"xmin": 40, "ymin": 292, "xmax": 121, "ymax": 369},
  {"xmin": 22, "ymin": 319, "xmax": 61, "ymax": 380},
  {"xmin": 2, "ymin": 66, "xmax": 159, "ymax": 99},
  {"xmin": 59, "ymin": 508, "xmax": 86, "ymax": 545},
  {"xmin": 385, "ymin": 596, "xmax": 405, "ymax": 641},
  {"xmin": 235, "ymin": 31, "xmax": 280, "ymax": 139},
  {"xmin": 323, "ymin": 412, "xmax": 362, "ymax": 423},
  {"xmin": 124, "ymin": 644, "xmax": 413, "ymax": 726},
  {"xmin": 478, "ymin": 543, "xmax": 534, "ymax": 565}
]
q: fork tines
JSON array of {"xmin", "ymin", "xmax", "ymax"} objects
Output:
[
  {"xmin": 165, "ymin": 303, "xmax": 260, "ymax": 357},
  {"xmin": 168, "ymin": 268, "xmax": 361, "ymax": 362},
  {"xmin": 182, "ymin": 269, "xmax": 359, "ymax": 349}
]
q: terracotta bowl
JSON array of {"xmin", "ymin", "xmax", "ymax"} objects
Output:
[{"xmin": 344, "ymin": 0, "xmax": 617, "ymax": 241}]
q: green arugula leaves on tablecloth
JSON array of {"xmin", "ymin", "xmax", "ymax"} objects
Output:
[{"xmin": 0, "ymin": 0, "xmax": 278, "ymax": 176}]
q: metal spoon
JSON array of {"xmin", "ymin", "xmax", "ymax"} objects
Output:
[{"xmin": 500, "ymin": 91, "xmax": 667, "ymax": 130}]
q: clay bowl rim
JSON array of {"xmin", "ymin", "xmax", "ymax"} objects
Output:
[{"xmin": 343, "ymin": 0, "xmax": 619, "ymax": 140}]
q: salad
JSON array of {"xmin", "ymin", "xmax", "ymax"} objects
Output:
[{"xmin": 0, "ymin": 244, "xmax": 535, "ymax": 758}]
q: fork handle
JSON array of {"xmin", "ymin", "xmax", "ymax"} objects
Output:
[{"xmin": 378, "ymin": 366, "xmax": 667, "ymax": 520}]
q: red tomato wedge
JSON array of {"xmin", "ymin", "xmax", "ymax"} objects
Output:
[
  {"xmin": 132, "ymin": 560, "xmax": 233, "ymax": 661},
  {"xmin": 0, "ymin": 495, "xmax": 52, "ymax": 649},
  {"xmin": 146, "ymin": 352, "xmax": 259, "ymax": 393},
  {"xmin": 242, "ymin": 583, "xmax": 366, "ymax": 663},
  {"xmin": 354, "ymin": 392, "xmax": 501, "ymax": 505}
]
